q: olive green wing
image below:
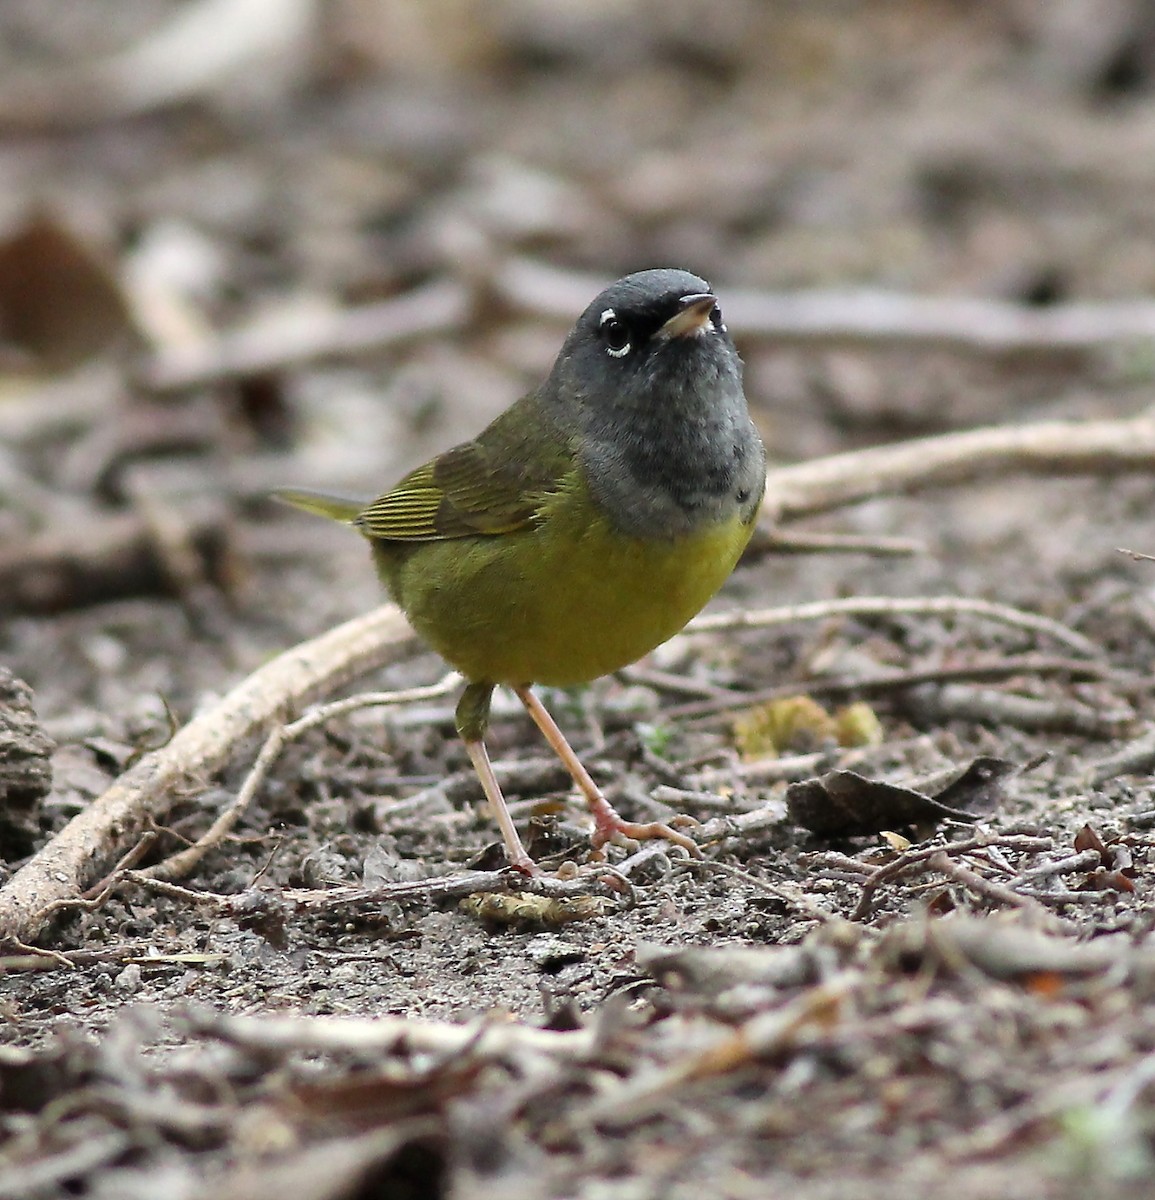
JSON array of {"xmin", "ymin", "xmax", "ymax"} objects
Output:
[{"xmin": 356, "ymin": 396, "xmax": 575, "ymax": 542}]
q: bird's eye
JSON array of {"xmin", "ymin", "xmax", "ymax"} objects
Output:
[
  {"xmin": 599, "ymin": 311, "xmax": 632, "ymax": 358},
  {"xmin": 710, "ymin": 304, "xmax": 727, "ymax": 333}
]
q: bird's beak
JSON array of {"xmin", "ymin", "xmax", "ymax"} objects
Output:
[{"xmin": 658, "ymin": 293, "xmax": 717, "ymax": 340}]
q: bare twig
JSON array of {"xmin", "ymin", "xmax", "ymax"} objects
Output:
[
  {"xmin": 80, "ymin": 833, "xmax": 159, "ymax": 900},
  {"xmin": 0, "ymin": 604, "xmax": 417, "ymax": 946},
  {"xmin": 913, "ymin": 684, "xmax": 1133, "ymax": 739},
  {"xmin": 745, "ymin": 528, "xmax": 924, "ymax": 558},
  {"xmin": 695, "ymin": 799, "xmax": 789, "ymax": 846},
  {"xmin": 140, "ymin": 674, "xmax": 460, "ymax": 883},
  {"xmin": 568, "ymin": 972, "xmax": 868, "ymax": 1128},
  {"xmin": 0, "ymin": 0, "xmax": 317, "ymax": 131},
  {"xmin": 1008, "ymin": 849, "xmax": 1103, "ymax": 889},
  {"xmin": 190, "ymin": 1007, "xmax": 597, "ymax": 1059},
  {"xmin": 123, "ymin": 866, "xmax": 621, "ymax": 917},
  {"xmin": 698, "ymin": 735, "xmax": 941, "ymax": 787},
  {"xmin": 685, "ymin": 858, "xmax": 835, "ymax": 922},
  {"xmin": 1021, "ymin": 889, "xmax": 1124, "ymax": 907},
  {"xmin": 760, "ymin": 411, "xmax": 1155, "ymax": 524},
  {"xmin": 0, "ymin": 502, "xmax": 234, "ymax": 616},
  {"xmin": 850, "ymin": 834, "xmax": 1054, "ymax": 922},
  {"xmin": 142, "ymin": 279, "xmax": 471, "ymax": 391},
  {"xmin": 926, "ymin": 851, "xmax": 1035, "ymax": 911},
  {"xmin": 617, "ymin": 664, "xmax": 739, "ymax": 701},
  {"xmin": 496, "ymin": 258, "xmax": 1155, "ymax": 354},
  {"xmin": 665, "ymin": 655, "xmax": 1112, "ymax": 724},
  {"xmin": 0, "ymin": 1130, "xmax": 131, "ymax": 1196},
  {"xmin": 1085, "ymin": 726, "xmax": 1155, "ymax": 786},
  {"xmin": 687, "ymin": 595, "xmax": 1100, "ymax": 657}
]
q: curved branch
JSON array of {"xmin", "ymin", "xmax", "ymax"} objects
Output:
[
  {"xmin": 0, "ymin": 605, "xmax": 415, "ymax": 945},
  {"xmin": 761, "ymin": 412, "xmax": 1155, "ymax": 522}
]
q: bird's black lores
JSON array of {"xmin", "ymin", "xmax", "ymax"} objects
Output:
[{"xmin": 278, "ymin": 268, "xmax": 766, "ymax": 873}]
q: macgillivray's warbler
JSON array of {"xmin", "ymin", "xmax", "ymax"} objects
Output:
[{"xmin": 277, "ymin": 268, "xmax": 766, "ymax": 873}]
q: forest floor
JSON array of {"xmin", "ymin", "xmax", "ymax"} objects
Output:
[{"xmin": 4, "ymin": 3, "xmax": 1155, "ymax": 1198}]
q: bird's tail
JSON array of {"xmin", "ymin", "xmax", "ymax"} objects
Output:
[{"xmin": 272, "ymin": 488, "xmax": 366, "ymax": 524}]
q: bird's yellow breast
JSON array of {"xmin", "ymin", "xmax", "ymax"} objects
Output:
[{"xmin": 374, "ymin": 475, "xmax": 754, "ymax": 688}]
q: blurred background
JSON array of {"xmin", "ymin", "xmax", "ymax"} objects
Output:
[{"xmin": 3, "ymin": 0, "xmax": 1155, "ymax": 723}]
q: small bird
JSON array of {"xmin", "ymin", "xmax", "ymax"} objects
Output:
[{"xmin": 278, "ymin": 268, "xmax": 766, "ymax": 873}]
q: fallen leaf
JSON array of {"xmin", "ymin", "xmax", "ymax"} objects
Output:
[
  {"xmin": 460, "ymin": 892, "xmax": 605, "ymax": 926},
  {"xmin": 0, "ymin": 213, "xmax": 136, "ymax": 370},
  {"xmin": 786, "ymin": 770, "xmax": 978, "ymax": 837}
]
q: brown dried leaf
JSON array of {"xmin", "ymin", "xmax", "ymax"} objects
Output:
[
  {"xmin": 928, "ymin": 756, "xmax": 1019, "ymax": 814},
  {"xmin": 290, "ymin": 1067, "xmax": 480, "ymax": 1132},
  {"xmin": 1073, "ymin": 823, "xmax": 1111, "ymax": 866},
  {"xmin": 1079, "ymin": 869, "xmax": 1137, "ymax": 894},
  {"xmin": 787, "ymin": 756, "xmax": 1018, "ymax": 838},
  {"xmin": 0, "ymin": 214, "xmax": 135, "ymax": 370},
  {"xmin": 786, "ymin": 770, "xmax": 977, "ymax": 838}
]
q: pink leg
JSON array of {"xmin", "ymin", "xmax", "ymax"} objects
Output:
[
  {"xmin": 515, "ymin": 685, "xmax": 700, "ymax": 857},
  {"xmin": 464, "ymin": 738, "xmax": 539, "ymax": 875}
]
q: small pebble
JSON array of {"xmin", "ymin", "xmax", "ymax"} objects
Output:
[
  {"xmin": 115, "ymin": 963, "xmax": 143, "ymax": 993},
  {"xmin": 528, "ymin": 935, "xmax": 586, "ymax": 971}
]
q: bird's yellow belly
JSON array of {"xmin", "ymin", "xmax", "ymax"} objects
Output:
[{"xmin": 378, "ymin": 495, "xmax": 753, "ymax": 687}]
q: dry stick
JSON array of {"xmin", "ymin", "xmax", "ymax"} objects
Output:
[
  {"xmin": 748, "ymin": 528, "xmax": 923, "ymax": 558},
  {"xmin": 0, "ymin": 604, "xmax": 416, "ymax": 946},
  {"xmin": 1085, "ymin": 725, "xmax": 1155, "ymax": 786},
  {"xmin": 26, "ymin": 837, "xmax": 162, "ymax": 935},
  {"xmin": 5, "ymin": 412, "xmax": 1155, "ymax": 946},
  {"xmin": 126, "ymin": 867, "xmax": 610, "ymax": 914},
  {"xmin": 0, "ymin": 1131, "xmax": 131, "ymax": 1197},
  {"xmin": 142, "ymin": 278, "xmax": 471, "ymax": 392},
  {"xmin": 926, "ymin": 851, "xmax": 1036, "ymax": 912},
  {"xmin": 704, "ymin": 734, "xmax": 940, "ymax": 787},
  {"xmin": 915, "ymin": 683, "xmax": 1132, "ymax": 739},
  {"xmin": 0, "ymin": 365, "xmax": 122, "ymax": 447},
  {"xmin": 0, "ymin": 502, "xmax": 233, "ymax": 616},
  {"xmin": 687, "ymin": 595, "xmax": 1098, "ymax": 656},
  {"xmin": 663, "ymin": 654, "xmax": 1111, "ymax": 724},
  {"xmin": 850, "ymin": 834, "xmax": 1054, "ymax": 922},
  {"xmin": 695, "ymin": 799, "xmax": 791, "ymax": 846},
  {"xmin": 1008, "ymin": 848, "xmax": 1103, "ymax": 889},
  {"xmin": 571, "ymin": 972, "xmax": 869, "ymax": 1128},
  {"xmin": 140, "ymin": 673, "xmax": 460, "ymax": 883},
  {"xmin": 496, "ymin": 257, "xmax": 1155, "ymax": 354},
  {"xmin": 0, "ymin": 0, "xmax": 316, "ymax": 131},
  {"xmin": 685, "ymin": 857, "xmax": 835, "ymax": 922},
  {"xmin": 759, "ymin": 411, "xmax": 1155, "ymax": 523},
  {"xmin": 190, "ymin": 1007, "xmax": 597, "ymax": 1059},
  {"xmin": 80, "ymin": 832, "xmax": 159, "ymax": 900}
]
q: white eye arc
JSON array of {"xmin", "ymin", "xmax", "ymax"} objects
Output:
[{"xmin": 599, "ymin": 308, "xmax": 632, "ymax": 358}]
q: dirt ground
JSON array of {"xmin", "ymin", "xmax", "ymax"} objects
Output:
[{"xmin": 5, "ymin": 3, "xmax": 1155, "ymax": 1198}]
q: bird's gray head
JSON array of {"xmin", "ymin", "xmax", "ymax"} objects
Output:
[
  {"xmin": 549, "ymin": 268, "xmax": 739, "ymax": 417},
  {"xmin": 543, "ymin": 268, "xmax": 764, "ymax": 538}
]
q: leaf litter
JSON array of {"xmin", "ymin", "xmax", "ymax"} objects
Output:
[{"xmin": 4, "ymin": 4, "xmax": 1155, "ymax": 1199}]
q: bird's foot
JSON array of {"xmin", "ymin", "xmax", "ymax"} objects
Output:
[{"xmin": 587, "ymin": 798, "xmax": 701, "ymax": 858}]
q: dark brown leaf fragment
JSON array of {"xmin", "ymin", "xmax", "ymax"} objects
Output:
[{"xmin": 787, "ymin": 769, "xmax": 979, "ymax": 837}]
